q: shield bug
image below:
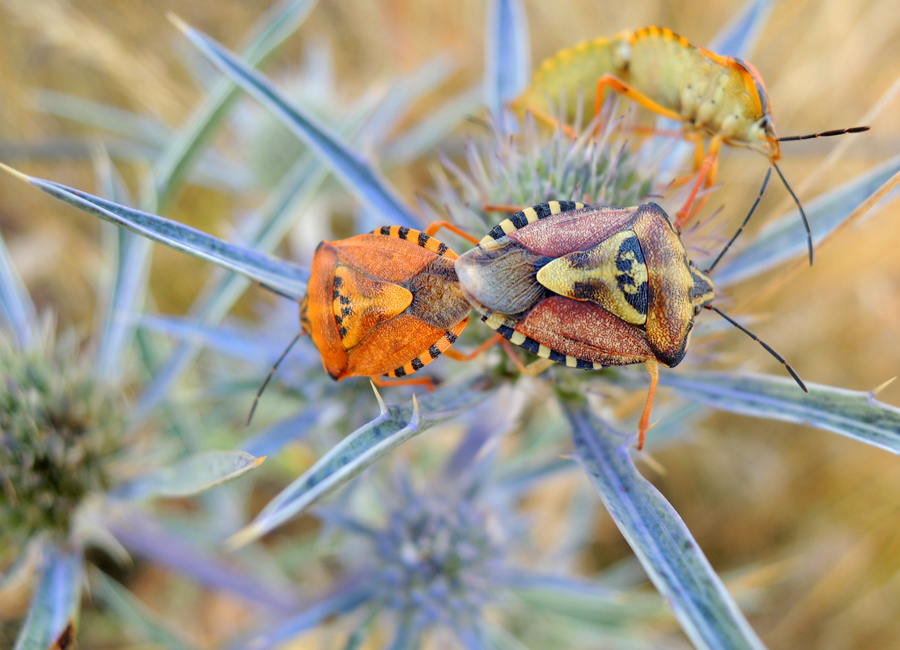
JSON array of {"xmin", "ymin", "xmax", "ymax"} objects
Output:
[
  {"xmin": 455, "ymin": 196, "xmax": 807, "ymax": 448},
  {"xmin": 301, "ymin": 225, "xmax": 473, "ymax": 384},
  {"xmin": 249, "ymin": 225, "xmax": 474, "ymax": 423},
  {"xmin": 512, "ymin": 27, "xmax": 868, "ymax": 257}
]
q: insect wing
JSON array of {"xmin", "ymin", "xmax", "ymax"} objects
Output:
[
  {"xmin": 499, "ymin": 205, "xmax": 638, "ymax": 256},
  {"xmin": 349, "ymin": 313, "xmax": 468, "ymax": 378},
  {"xmin": 510, "ymin": 296, "xmax": 654, "ymax": 367},
  {"xmin": 306, "ymin": 231, "xmax": 469, "ymax": 380}
]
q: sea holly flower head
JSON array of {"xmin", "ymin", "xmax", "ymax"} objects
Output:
[{"xmin": 0, "ymin": 323, "xmax": 124, "ymax": 560}]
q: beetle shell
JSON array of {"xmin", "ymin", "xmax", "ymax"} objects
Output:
[
  {"xmin": 455, "ymin": 201, "xmax": 714, "ymax": 370},
  {"xmin": 301, "ymin": 227, "xmax": 471, "ymax": 381}
]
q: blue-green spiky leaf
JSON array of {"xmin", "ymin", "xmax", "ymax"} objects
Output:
[
  {"xmin": 13, "ymin": 546, "xmax": 82, "ymax": 650},
  {"xmin": 707, "ymin": 0, "xmax": 772, "ymax": 57},
  {"xmin": 229, "ymin": 379, "xmax": 490, "ymax": 547},
  {"xmin": 714, "ymin": 154, "xmax": 900, "ymax": 286},
  {"xmin": 173, "ymin": 17, "xmax": 421, "ymax": 228},
  {"xmin": 662, "ymin": 371, "xmax": 900, "ymax": 455},
  {"xmin": 484, "ymin": 0, "xmax": 530, "ymax": 122},
  {"xmin": 564, "ymin": 402, "xmax": 767, "ymax": 650},
  {"xmin": 91, "ymin": 571, "xmax": 195, "ymax": 650},
  {"xmin": 114, "ymin": 451, "xmax": 265, "ymax": 500},
  {"xmin": 0, "ymin": 229, "xmax": 35, "ymax": 349},
  {"xmin": 93, "ymin": 154, "xmax": 152, "ymax": 381},
  {"xmin": 151, "ymin": 0, "xmax": 319, "ymax": 212},
  {"xmin": 0, "ymin": 165, "xmax": 308, "ymax": 300}
]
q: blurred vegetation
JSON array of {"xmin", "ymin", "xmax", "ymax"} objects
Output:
[{"xmin": 1, "ymin": 0, "xmax": 899, "ymax": 648}]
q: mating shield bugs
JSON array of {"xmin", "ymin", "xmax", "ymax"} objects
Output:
[
  {"xmin": 512, "ymin": 27, "xmax": 868, "ymax": 258},
  {"xmin": 455, "ymin": 198, "xmax": 806, "ymax": 448}
]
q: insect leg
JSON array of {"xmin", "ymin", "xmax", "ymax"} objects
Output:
[
  {"xmin": 443, "ymin": 333, "xmax": 504, "ymax": 361},
  {"xmin": 675, "ymin": 135, "xmax": 723, "ymax": 228},
  {"xmin": 371, "ymin": 375, "xmax": 435, "ymax": 391},
  {"xmin": 482, "ymin": 204, "xmax": 527, "ymax": 214},
  {"xmin": 666, "ymin": 132, "xmax": 706, "ymax": 190},
  {"xmin": 424, "ymin": 220, "xmax": 480, "ymax": 245},
  {"xmin": 519, "ymin": 103, "xmax": 579, "ymax": 139},
  {"xmin": 636, "ymin": 358, "xmax": 660, "ymax": 451},
  {"xmin": 493, "ymin": 337, "xmax": 555, "ymax": 376},
  {"xmin": 595, "ymin": 74, "xmax": 684, "ymax": 122},
  {"xmin": 247, "ymin": 332, "xmax": 304, "ymax": 425}
]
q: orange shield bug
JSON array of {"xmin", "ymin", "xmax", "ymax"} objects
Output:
[
  {"xmin": 301, "ymin": 226, "xmax": 472, "ymax": 384},
  {"xmin": 455, "ymin": 198, "xmax": 806, "ymax": 449},
  {"xmin": 512, "ymin": 27, "xmax": 868, "ymax": 259},
  {"xmin": 249, "ymin": 225, "xmax": 474, "ymax": 423}
]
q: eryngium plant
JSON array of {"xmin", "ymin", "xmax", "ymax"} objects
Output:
[
  {"xmin": 0, "ymin": 124, "xmax": 270, "ymax": 650},
  {"xmin": 0, "ymin": 325, "xmax": 121, "ymax": 558},
  {"xmin": 3, "ymin": 0, "xmax": 900, "ymax": 648}
]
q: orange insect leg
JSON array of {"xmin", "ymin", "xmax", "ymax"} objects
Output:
[
  {"xmin": 636, "ymin": 359, "xmax": 660, "ymax": 451},
  {"xmin": 519, "ymin": 103, "xmax": 579, "ymax": 140},
  {"xmin": 594, "ymin": 74, "xmax": 684, "ymax": 122},
  {"xmin": 424, "ymin": 221, "xmax": 480, "ymax": 245},
  {"xmin": 675, "ymin": 135, "xmax": 723, "ymax": 229},
  {"xmin": 665, "ymin": 133, "xmax": 707, "ymax": 190},
  {"xmin": 443, "ymin": 333, "xmax": 504, "ymax": 362},
  {"xmin": 371, "ymin": 375, "xmax": 435, "ymax": 392},
  {"xmin": 492, "ymin": 338, "xmax": 556, "ymax": 376},
  {"xmin": 482, "ymin": 204, "xmax": 526, "ymax": 214}
]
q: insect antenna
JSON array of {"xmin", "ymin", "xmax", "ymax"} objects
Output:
[
  {"xmin": 705, "ymin": 167, "xmax": 772, "ymax": 274},
  {"xmin": 704, "ymin": 305, "xmax": 808, "ymax": 393},
  {"xmin": 777, "ymin": 126, "xmax": 869, "ymax": 142},
  {"xmin": 771, "ymin": 162, "xmax": 814, "ymax": 266},
  {"xmin": 247, "ymin": 332, "xmax": 304, "ymax": 426}
]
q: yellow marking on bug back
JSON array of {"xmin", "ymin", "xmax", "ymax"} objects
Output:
[
  {"xmin": 548, "ymin": 201, "xmax": 562, "ymax": 214},
  {"xmin": 477, "ymin": 235, "xmax": 504, "ymax": 249},
  {"xmin": 484, "ymin": 312, "xmax": 506, "ymax": 330},
  {"xmin": 332, "ymin": 265, "xmax": 413, "ymax": 350},
  {"xmin": 689, "ymin": 265, "xmax": 715, "ymax": 309},
  {"xmin": 565, "ymin": 355, "xmax": 578, "ymax": 368},
  {"xmin": 537, "ymin": 344, "xmax": 552, "ymax": 359},
  {"xmin": 499, "ymin": 220, "xmax": 516, "ymax": 235},
  {"xmin": 522, "ymin": 207, "xmax": 540, "ymax": 224},
  {"xmin": 592, "ymin": 362, "xmax": 603, "ymax": 370},
  {"xmin": 509, "ymin": 330, "xmax": 526, "ymax": 345},
  {"xmin": 536, "ymin": 230, "xmax": 649, "ymax": 326}
]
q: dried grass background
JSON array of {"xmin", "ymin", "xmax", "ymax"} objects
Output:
[{"xmin": 1, "ymin": 0, "xmax": 899, "ymax": 648}]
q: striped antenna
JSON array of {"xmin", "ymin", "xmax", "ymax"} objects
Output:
[
  {"xmin": 706, "ymin": 167, "xmax": 772, "ymax": 274},
  {"xmin": 778, "ymin": 126, "xmax": 869, "ymax": 142},
  {"xmin": 247, "ymin": 332, "xmax": 304, "ymax": 426},
  {"xmin": 705, "ymin": 305, "xmax": 808, "ymax": 393},
  {"xmin": 772, "ymin": 162, "xmax": 814, "ymax": 266}
]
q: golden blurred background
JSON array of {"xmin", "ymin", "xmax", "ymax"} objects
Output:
[{"xmin": 1, "ymin": 0, "xmax": 899, "ymax": 648}]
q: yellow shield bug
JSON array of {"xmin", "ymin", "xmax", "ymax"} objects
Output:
[
  {"xmin": 512, "ymin": 26, "xmax": 868, "ymax": 259},
  {"xmin": 455, "ymin": 196, "xmax": 807, "ymax": 449}
]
